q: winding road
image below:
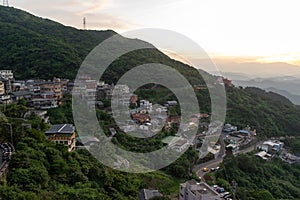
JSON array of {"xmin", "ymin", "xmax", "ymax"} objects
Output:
[{"xmin": 193, "ymin": 133, "xmax": 260, "ymax": 178}]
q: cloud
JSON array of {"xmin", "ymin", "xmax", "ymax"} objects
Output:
[
  {"xmin": 83, "ymin": 13, "xmax": 138, "ymax": 31},
  {"xmin": 12, "ymin": 0, "xmax": 136, "ymax": 31},
  {"xmin": 75, "ymin": 0, "xmax": 111, "ymax": 15}
]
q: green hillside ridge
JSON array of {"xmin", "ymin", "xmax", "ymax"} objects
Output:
[
  {"xmin": 226, "ymin": 86, "xmax": 300, "ymax": 137},
  {"xmin": 0, "ymin": 5, "xmax": 115, "ymax": 79},
  {"xmin": 1, "ymin": 6, "xmax": 300, "ymax": 137},
  {"xmin": 0, "ymin": 5, "xmax": 209, "ymax": 83}
]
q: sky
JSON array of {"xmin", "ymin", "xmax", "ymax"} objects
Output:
[{"xmin": 10, "ymin": 0, "xmax": 300, "ymax": 77}]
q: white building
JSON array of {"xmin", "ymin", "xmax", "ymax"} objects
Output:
[
  {"xmin": 140, "ymin": 100, "xmax": 153, "ymax": 112},
  {"xmin": 167, "ymin": 100, "xmax": 178, "ymax": 106},
  {"xmin": 258, "ymin": 140, "xmax": 284, "ymax": 153},
  {"xmin": 180, "ymin": 180, "xmax": 221, "ymax": 200},
  {"xmin": 0, "ymin": 70, "xmax": 13, "ymax": 80},
  {"xmin": 112, "ymin": 85, "xmax": 131, "ymax": 106},
  {"xmin": 0, "ymin": 81, "xmax": 4, "ymax": 95},
  {"xmin": 169, "ymin": 138, "xmax": 190, "ymax": 153},
  {"xmin": 255, "ymin": 151, "xmax": 272, "ymax": 160},
  {"xmin": 0, "ymin": 95, "xmax": 11, "ymax": 104}
]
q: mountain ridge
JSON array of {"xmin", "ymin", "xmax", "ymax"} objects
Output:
[
  {"xmin": 1, "ymin": 5, "xmax": 300, "ymax": 138},
  {"xmin": 0, "ymin": 5, "xmax": 115, "ymax": 79}
]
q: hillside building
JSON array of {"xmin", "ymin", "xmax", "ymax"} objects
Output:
[
  {"xmin": 45, "ymin": 124, "xmax": 76, "ymax": 151},
  {"xmin": 180, "ymin": 180, "xmax": 221, "ymax": 200}
]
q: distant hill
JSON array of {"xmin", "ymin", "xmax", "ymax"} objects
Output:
[
  {"xmin": 244, "ymin": 87, "xmax": 293, "ymax": 106},
  {"xmin": 229, "ymin": 74, "xmax": 300, "ymax": 105},
  {"xmin": 266, "ymin": 87, "xmax": 300, "ymax": 105}
]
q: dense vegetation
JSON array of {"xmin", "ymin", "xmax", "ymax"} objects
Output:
[
  {"xmin": 0, "ymin": 6, "xmax": 115, "ymax": 79},
  {"xmin": 226, "ymin": 86, "xmax": 300, "ymax": 137},
  {"xmin": 1, "ymin": 103, "xmax": 198, "ymax": 199},
  {"xmin": 283, "ymin": 137, "xmax": 300, "ymax": 155},
  {"xmin": 0, "ymin": 5, "xmax": 211, "ymax": 83},
  {"xmin": 215, "ymin": 154, "xmax": 300, "ymax": 199}
]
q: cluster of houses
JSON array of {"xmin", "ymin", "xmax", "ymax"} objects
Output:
[
  {"xmin": 0, "ymin": 70, "xmax": 117, "ymax": 110},
  {"xmin": 255, "ymin": 139, "xmax": 300, "ymax": 163},
  {"xmin": 255, "ymin": 140, "xmax": 284, "ymax": 160},
  {"xmin": 128, "ymin": 98, "xmax": 185, "ymax": 135},
  {"xmin": 0, "ymin": 70, "xmax": 68, "ymax": 109},
  {"xmin": 161, "ymin": 113, "xmax": 211, "ymax": 153},
  {"xmin": 223, "ymin": 124, "xmax": 257, "ymax": 153}
]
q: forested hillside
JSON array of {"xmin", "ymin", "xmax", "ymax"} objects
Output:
[
  {"xmin": 0, "ymin": 6, "xmax": 115, "ymax": 79},
  {"xmin": 0, "ymin": 103, "xmax": 188, "ymax": 199},
  {"xmin": 216, "ymin": 154, "xmax": 300, "ymax": 199}
]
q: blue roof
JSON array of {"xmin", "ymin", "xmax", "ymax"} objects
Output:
[
  {"xmin": 239, "ymin": 130, "xmax": 250, "ymax": 134},
  {"xmin": 45, "ymin": 124, "xmax": 75, "ymax": 134}
]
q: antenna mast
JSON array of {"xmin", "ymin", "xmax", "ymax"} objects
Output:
[
  {"xmin": 83, "ymin": 17, "xmax": 86, "ymax": 30},
  {"xmin": 3, "ymin": 0, "xmax": 9, "ymax": 6}
]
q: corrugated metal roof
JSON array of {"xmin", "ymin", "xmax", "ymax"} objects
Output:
[{"xmin": 45, "ymin": 124, "xmax": 75, "ymax": 134}]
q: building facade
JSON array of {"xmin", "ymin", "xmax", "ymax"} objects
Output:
[
  {"xmin": 45, "ymin": 124, "xmax": 76, "ymax": 151},
  {"xmin": 0, "ymin": 81, "xmax": 5, "ymax": 95},
  {"xmin": 180, "ymin": 180, "xmax": 221, "ymax": 200}
]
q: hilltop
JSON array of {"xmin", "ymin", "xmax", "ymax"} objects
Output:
[
  {"xmin": 0, "ymin": 5, "xmax": 210, "ymax": 84},
  {"xmin": 0, "ymin": 6, "xmax": 115, "ymax": 79}
]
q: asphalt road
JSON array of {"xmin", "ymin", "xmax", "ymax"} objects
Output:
[
  {"xmin": 195, "ymin": 158, "xmax": 223, "ymax": 178},
  {"xmin": 194, "ymin": 133, "xmax": 226, "ymax": 178},
  {"xmin": 193, "ymin": 133, "xmax": 260, "ymax": 178}
]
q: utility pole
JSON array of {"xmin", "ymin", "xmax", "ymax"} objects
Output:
[
  {"xmin": 83, "ymin": 17, "xmax": 86, "ymax": 30},
  {"xmin": 3, "ymin": 0, "xmax": 9, "ymax": 6},
  {"xmin": 232, "ymin": 180, "xmax": 237, "ymax": 200}
]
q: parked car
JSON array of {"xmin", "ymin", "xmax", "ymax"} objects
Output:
[
  {"xmin": 217, "ymin": 187, "xmax": 225, "ymax": 193},
  {"xmin": 212, "ymin": 185, "xmax": 218, "ymax": 189},
  {"xmin": 220, "ymin": 192, "xmax": 230, "ymax": 197}
]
